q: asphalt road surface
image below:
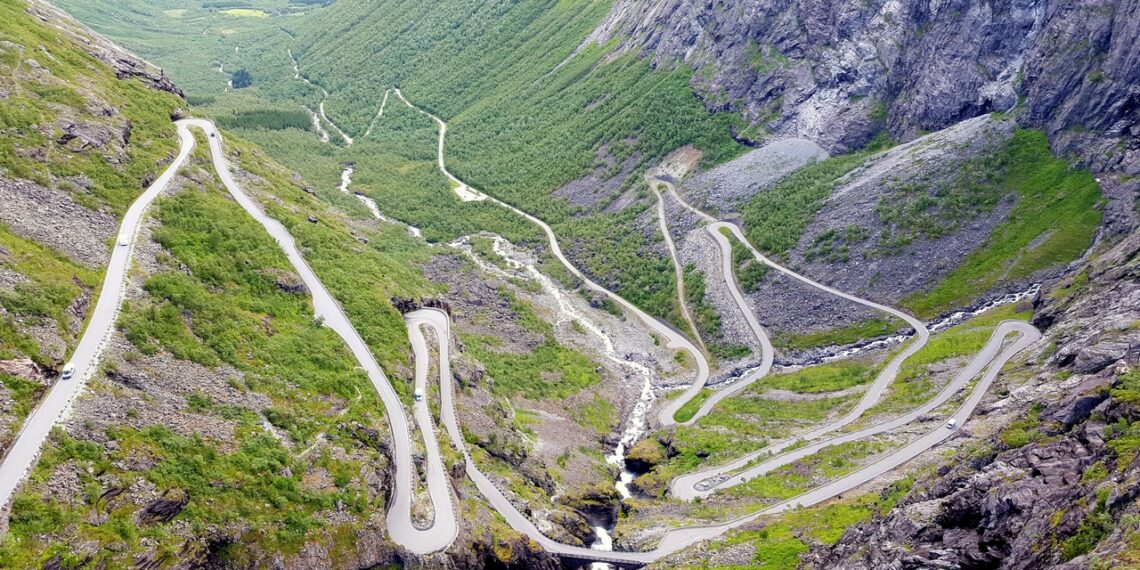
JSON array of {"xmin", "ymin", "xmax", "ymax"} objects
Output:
[
  {"xmin": 184, "ymin": 119, "xmax": 456, "ymax": 553},
  {"xmin": 0, "ymin": 120, "xmax": 457, "ymax": 554},
  {"xmin": 0, "ymin": 124, "xmax": 196, "ymax": 511},
  {"xmin": 0, "ymin": 107, "xmax": 1043, "ymax": 566},
  {"xmin": 386, "ymin": 99, "xmax": 1042, "ymax": 562},
  {"xmin": 407, "ymin": 309, "xmax": 1039, "ymax": 565}
]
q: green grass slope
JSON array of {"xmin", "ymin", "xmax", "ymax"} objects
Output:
[
  {"xmin": 52, "ymin": 0, "xmax": 749, "ymax": 325},
  {"xmin": 902, "ymin": 129, "xmax": 1102, "ymax": 317},
  {"xmin": 0, "ymin": 0, "xmax": 184, "ymax": 453}
]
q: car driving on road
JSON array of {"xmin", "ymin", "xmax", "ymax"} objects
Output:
[
  {"xmin": 61, "ymin": 362, "xmax": 75, "ymax": 381},
  {"xmin": 946, "ymin": 418, "xmax": 958, "ymax": 429}
]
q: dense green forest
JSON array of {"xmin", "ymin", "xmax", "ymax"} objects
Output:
[{"xmin": 273, "ymin": 0, "xmax": 746, "ymax": 320}]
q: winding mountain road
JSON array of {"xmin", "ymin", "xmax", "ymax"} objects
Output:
[
  {"xmin": 0, "ymin": 119, "xmax": 457, "ymax": 555},
  {"xmin": 644, "ymin": 177, "xmax": 984, "ymax": 500},
  {"xmin": 363, "ymin": 89, "xmax": 392, "ymax": 139},
  {"xmin": 0, "ymin": 93, "xmax": 1044, "ymax": 566},
  {"xmin": 651, "ymin": 176, "xmax": 931, "ymax": 426},
  {"xmin": 391, "ymin": 89, "xmax": 713, "ymax": 415},
  {"xmin": 672, "ymin": 321, "xmax": 1036, "ymax": 500},
  {"xmin": 183, "ymin": 120, "xmax": 454, "ymax": 553},
  {"xmin": 649, "ymin": 181, "xmax": 707, "ymax": 353},
  {"xmin": 388, "ymin": 90, "xmax": 1042, "ymax": 564},
  {"xmin": 0, "ymin": 124, "xmax": 196, "ymax": 511},
  {"xmin": 407, "ymin": 309, "xmax": 1038, "ymax": 565}
]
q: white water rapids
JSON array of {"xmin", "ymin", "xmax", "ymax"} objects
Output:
[{"xmin": 815, "ymin": 284, "xmax": 1040, "ymax": 363}]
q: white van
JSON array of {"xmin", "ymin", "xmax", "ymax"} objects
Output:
[
  {"xmin": 61, "ymin": 362, "xmax": 76, "ymax": 381},
  {"xmin": 946, "ymin": 418, "xmax": 957, "ymax": 429},
  {"xmin": 413, "ymin": 389, "xmax": 424, "ymax": 402}
]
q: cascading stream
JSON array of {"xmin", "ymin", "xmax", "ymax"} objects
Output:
[
  {"xmin": 451, "ymin": 235, "xmax": 656, "ymax": 557},
  {"xmin": 288, "ymin": 48, "xmax": 352, "ymax": 145},
  {"xmin": 812, "ymin": 284, "xmax": 1042, "ymax": 365},
  {"xmin": 336, "ymin": 164, "xmax": 423, "ymax": 238},
  {"xmin": 303, "ymin": 87, "xmax": 1043, "ymax": 564}
]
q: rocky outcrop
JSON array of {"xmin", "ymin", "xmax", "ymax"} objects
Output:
[
  {"xmin": 261, "ymin": 267, "xmax": 309, "ymax": 295},
  {"xmin": 810, "ymin": 367, "xmax": 1135, "ymax": 569},
  {"xmin": 452, "ymin": 357, "xmax": 486, "ymax": 388},
  {"xmin": 807, "ymin": 217, "xmax": 1140, "ymax": 569},
  {"xmin": 1034, "ymin": 230, "xmax": 1140, "ymax": 370},
  {"xmin": 467, "ymin": 533, "xmax": 562, "ymax": 570},
  {"xmin": 0, "ymin": 178, "xmax": 117, "ymax": 268},
  {"xmin": 25, "ymin": 0, "xmax": 182, "ymax": 97},
  {"xmin": 624, "ymin": 436, "xmax": 670, "ymax": 474},
  {"xmin": 560, "ymin": 483, "xmax": 623, "ymax": 530},
  {"xmin": 0, "ymin": 358, "xmax": 48, "ymax": 382},
  {"xmin": 138, "ymin": 490, "xmax": 189, "ymax": 524}
]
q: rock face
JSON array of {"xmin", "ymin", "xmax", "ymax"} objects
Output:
[
  {"xmin": 810, "ymin": 375, "xmax": 1130, "ymax": 569},
  {"xmin": 807, "ymin": 224, "xmax": 1140, "ymax": 569},
  {"xmin": 0, "ymin": 358, "xmax": 47, "ymax": 382},
  {"xmin": 586, "ymin": 0, "xmax": 1138, "ymax": 164},
  {"xmin": 0, "ymin": 178, "xmax": 118, "ymax": 268},
  {"xmin": 623, "ymin": 436, "xmax": 671, "ymax": 473},
  {"xmin": 138, "ymin": 490, "xmax": 189, "ymax": 524}
]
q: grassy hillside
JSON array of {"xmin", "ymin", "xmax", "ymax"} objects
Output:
[
  {"xmin": 2, "ymin": 6, "xmax": 630, "ymax": 563},
  {"xmin": 736, "ymin": 127, "xmax": 1100, "ymax": 318},
  {"xmin": 0, "ymin": 3, "xmax": 428, "ymax": 562},
  {"xmin": 0, "ymin": 2, "xmax": 182, "ymax": 214},
  {"xmin": 0, "ymin": 0, "xmax": 184, "ymax": 454},
  {"xmin": 53, "ymin": 0, "xmax": 1108, "ymax": 329},
  {"xmin": 52, "ymin": 0, "xmax": 748, "ymax": 325},
  {"xmin": 0, "ymin": 138, "xmax": 399, "ymax": 568},
  {"xmin": 901, "ymin": 129, "xmax": 1102, "ymax": 317}
]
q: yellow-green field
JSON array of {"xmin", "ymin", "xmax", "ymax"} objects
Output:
[{"xmin": 220, "ymin": 8, "xmax": 269, "ymax": 18}]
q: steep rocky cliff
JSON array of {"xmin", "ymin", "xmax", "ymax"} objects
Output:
[{"xmin": 586, "ymin": 0, "xmax": 1139, "ymax": 181}]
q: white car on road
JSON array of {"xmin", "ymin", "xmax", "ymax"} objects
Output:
[{"xmin": 60, "ymin": 362, "xmax": 75, "ymax": 381}]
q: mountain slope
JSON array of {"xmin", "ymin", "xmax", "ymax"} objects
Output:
[
  {"xmin": 0, "ymin": 4, "xmax": 656, "ymax": 567},
  {"xmin": 0, "ymin": 0, "xmax": 183, "ymax": 458},
  {"xmin": 51, "ymin": 0, "xmax": 1136, "ymax": 332},
  {"xmin": 587, "ymin": 0, "xmax": 1139, "ymax": 163},
  {"xmin": 5, "ymin": 1, "xmax": 1138, "ymax": 568},
  {"xmin": 809, "ymin": 229, "xmax": 1140, "ymax": 569}
]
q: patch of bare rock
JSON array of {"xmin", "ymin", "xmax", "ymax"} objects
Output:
[{"xmin": 0, "ymin": 178, "xmax": 117, "ymax": 267}]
